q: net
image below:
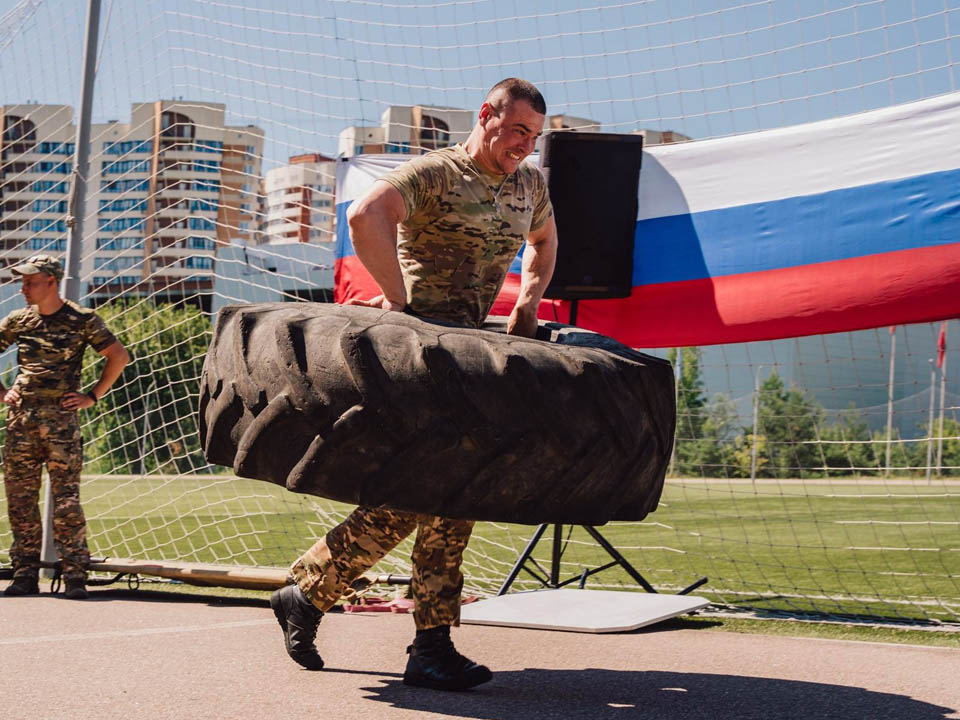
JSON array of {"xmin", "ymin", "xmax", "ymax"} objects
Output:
[{"xmin": 0, "ymin": 0, "xmax": 957, "ymax": 624}]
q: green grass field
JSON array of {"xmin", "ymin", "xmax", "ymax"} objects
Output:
[{"xmin": 2, "ymin": 475, "xmax": 958, "ymax": 625}]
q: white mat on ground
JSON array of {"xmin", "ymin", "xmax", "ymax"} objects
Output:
[{"xmin": 461, "ymin": 588, "xmax": 709, "ymax": 633}]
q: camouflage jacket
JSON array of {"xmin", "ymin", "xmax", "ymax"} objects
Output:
[
  {"xmin": 0, "ymin": 300, "xmax": 117, "ymax": 399},
  {"xmin": 379, "ymin": 143, "xmax": 553, "ymax": 327}
]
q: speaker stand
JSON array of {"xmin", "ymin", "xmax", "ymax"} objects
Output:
[{"xmin": 496, "ymin": 522, "xmax": 707, "ymax": 596}]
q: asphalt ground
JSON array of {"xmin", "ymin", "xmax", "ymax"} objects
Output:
[{"xmin": 2, "ymin": 583, "xmax": 959, "ymax": 720}]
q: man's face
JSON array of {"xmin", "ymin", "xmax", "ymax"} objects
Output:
[
  {"xmin": 477, "ymin": 97, "xmax": 545, "ymax": 175},
  {"xmin": 20, "ymin": 272, "xmax": 58, "ymax": 306}
]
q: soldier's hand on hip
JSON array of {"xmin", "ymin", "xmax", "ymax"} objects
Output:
[
  {"xmin": 2, "ymin": 387, "xmax": 20, "ymax": 405},
  {"xmin": 61, "ymin": 391, "xmax": 95, "ymax": 411}
]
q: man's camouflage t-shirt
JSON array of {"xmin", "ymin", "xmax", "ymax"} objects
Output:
[
  {"xmin": 0, "ymin": 300, "xmax": 117, "ymax": 399},
  {"xmin": 378, "ymin": 144, "xmax": 553, "ymax": 327}
]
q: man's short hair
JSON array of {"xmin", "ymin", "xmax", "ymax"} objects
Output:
[
  {"xmin": 487, "ymin": 78, "xmax": 547, "ymax": 115},
  {"xmin": 11, "ymin": 254, "xmax": 63, "ymax": 282}
]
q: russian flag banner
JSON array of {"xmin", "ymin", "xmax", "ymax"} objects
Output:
[{"xmin": 335, "ymin": 92, "xmax": 960, "ymax": 348}]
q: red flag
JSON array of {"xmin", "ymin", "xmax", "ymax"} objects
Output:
[
  {"xmin": 937, "ymin": 321, "xmax": 947, "ymax": 368},
  {"xmin": 889, "ymin": 325, "xmax": 896, "ymax": 335}
]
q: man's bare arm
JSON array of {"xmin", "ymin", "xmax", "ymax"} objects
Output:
[
  {"xmin": 507, "ymin": 214, "xmax": 558, "ymax": 338},
  {"xmin": 61, "ymin": 340, "xmax": 130, "ymax": 411},
  {"xmin": 345, "ymin": 180, "xmax": 409, "ymax": 311}
]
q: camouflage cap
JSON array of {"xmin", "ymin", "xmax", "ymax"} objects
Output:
[{"xmin": 11, "ymin": 254, "xmax": 63, "ymax": 281}]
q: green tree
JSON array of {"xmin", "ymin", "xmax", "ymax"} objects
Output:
[
  {"xmin": 668, "ymin": 347, "xmax": 710, "ymax": 476},
  {"xmin": 817, "ymin": 408, "xmax": 881, "ymax": 476},
  {"xmin": 81, "ymin": 300, "xmax": 213, "ymax": 474},
  {"xmin": 754, "ymin": 372, "xmax": 822, "ymax": 478},
  {"xmin": 907, "ymin": 417, "xmax": 960, "ymax": 477}
]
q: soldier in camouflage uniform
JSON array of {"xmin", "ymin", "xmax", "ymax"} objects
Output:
[
  {"xmin": 1, "ymin": 255, "xmax": 129, "ymax": 600},
  {"xmin": 270, "ymin": 78, "xmax": 558, "ymax": 690}
]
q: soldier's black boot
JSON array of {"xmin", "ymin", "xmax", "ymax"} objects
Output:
[
  {"xmin": 403, "ymin": 625, "xmax": 492, "ymax": 691},
  {"xmin": 270, "ymin": 583, "xmax": 324, "ymax": 670},
  {"xmin": 64, "ymin": 578, "xmax": 89, "ymax": 600},
  {"xmin": 4, "ymin": 575, "xmax": 40, "ymax": 597}
]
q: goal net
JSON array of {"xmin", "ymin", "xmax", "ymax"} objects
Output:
[{"xmin": 0, "ymin": 0, "xmax": 957, "ymax": 625}]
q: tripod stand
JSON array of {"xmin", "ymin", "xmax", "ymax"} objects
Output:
[{"xmin": 497, "ymin": 522, "xmax": 707, "ymax": 596}]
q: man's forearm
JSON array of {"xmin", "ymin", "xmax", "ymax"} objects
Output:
[
  {"xmin": 89, "ymin": 344, "xmax": 129, "ymax": 399},
  {"xmin": 514, "ymin": 224, "xmax": 558, "ymax": 315}
]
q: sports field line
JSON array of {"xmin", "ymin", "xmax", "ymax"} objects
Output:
[{"xmin": 0, "ymin": 618, "xmax": 274, "ymax": 646}]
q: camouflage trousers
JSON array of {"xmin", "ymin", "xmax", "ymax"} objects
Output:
[
  {"xmin": 3, "ymin": 402, "xmax": 88, "ymax": 581},
  {"xmin": 290, "ymin": 506, "xmax": 474, "ymax": 630}
]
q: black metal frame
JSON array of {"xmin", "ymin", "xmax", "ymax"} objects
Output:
[{"xmin": 497, "ymin": 522, "xmax": 707, "ymax": 596}]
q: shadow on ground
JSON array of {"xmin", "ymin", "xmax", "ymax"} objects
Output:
[{"xmin": 355, "ymin": 669, "xmax": 956, "ymax": 720}]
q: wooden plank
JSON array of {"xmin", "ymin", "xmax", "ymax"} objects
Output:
[{"xmin": 87, "ymin": 559, "xmax": 289, "ymax": 591}]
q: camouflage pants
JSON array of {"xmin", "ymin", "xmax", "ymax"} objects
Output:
[
  {"xmin": 3, "ymin": 402, "xmax": 88, "ymax": 581},
  {"xmin": 290, "ymin": 506, "xmax": 474, "ymax": 630}
]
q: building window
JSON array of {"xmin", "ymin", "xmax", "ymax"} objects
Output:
[
  {"xmin": 104, "ymin": 140, "xmax": 152, "ymax": 155},
  {"xmin": 31, "ymin": 199, "xmax": 67, "ymax": 212},
  {"xmin": 30, "ymin": 219, "xmax": 67, "ymax": 233},
  {"xmin": 102, "ymin": 159, "xmax": 150, "ymax": 174},
  {"xmin": 161, "ymin": 111, "xmax": 195, "ymax": 139},
  {"xmin": 420, "ymin": 115, "xmax": 450, "ymax": 151},
  {"xmin": 37, "ymin": 142, "xmax": 75, "ymax": 155},
  {"xmin": 193, "ymin": 160, "xmax": 219, "ymax": 173},
  {"xmin": 188, "ymin": 217, "xmax": 216, "ymax": 231},
  {"xmin": 36, "ymin": 161, "xmax": 72, "ymax": 174},
  {"xmin": 29, "ymin": 238, "xmax": 67, "ymax": 251},
  {"xmin": 99, "ymin": 198, "xmax": 147, "ymax": 213},
  {"xmin": 3, "ymin": 115, "xmax": 36, "ymax": 144},
  {"xmin": 185, "ymin": 236, "xmax": 214, "ymax": 250},
  {"xmin": 101, "ymin": 178, "xmax": 149, "ymax": 193},
  {"xmin": 31, "ymin": 180, "xmax": 69, "ymax": 193},
  {"xmin": 97, "ymin": 236, "xmax": 144, "ymax": 251},
  {"xmin": 183, "ymin": 256, "xmax": 213, "ymax": 269},
  {"xmin": 196, "ymin": 139, "xmax": 223, "ymax": 153},
  {"xmin": 98, "ymin": 217, "xmax": 145, "ymax": 232},
  {"xmin": 189, "ymin": 199, "xmax": 218, "ymax": 212}
]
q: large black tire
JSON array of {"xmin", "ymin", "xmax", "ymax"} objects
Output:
[{"xmin": 199, "ymin": 303, "xmax": 675, "ymax": 525}]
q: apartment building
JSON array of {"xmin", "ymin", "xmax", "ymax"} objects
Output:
[
  {"xmin": 0, "ymin": 101, "xmax": 263, "ymax": 307},
  {"xmin": 261, "ymin": 153, "xmax": 336, "ymax": 246},
  {"xmin": 338, "ymin": 105, "xmax": 474, "ymax": 157}
]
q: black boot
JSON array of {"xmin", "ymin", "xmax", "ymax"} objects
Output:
[
  {"xmin": 4, "ymin": 575, "xmax": 40, "ymax": 597},
  {"xmin": 64, "ymin": 578, "xmax": 89, "ymax": 600},
  {"xmin": 403, "ymin": 625, "xmax": 492, "ymax": 690},
  {"xmin": 270, "ymin": 583, "xmax": 325, "ymax": 670}
]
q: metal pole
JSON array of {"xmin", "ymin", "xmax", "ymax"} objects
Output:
[
  {"xmin": 41, "ymin": 0, "xmax": 101, "ymax": 577},
  {"xmin": 936, "ymin": 322, "xmax": 949, "ymax": 475},
  {"xmin": 751, "ymin": 365, "xmax": 762, "ymax": 483},
  {"xmin": 669, "ymin": 348, "xmax": 682, "ymax": 475},
  {"xmin": 885, "ymin": 329, "xmax": 896, "ymax": 476},
  {"xmin": 926, "ymin": 359, "xmax": 936, "ymax": 484}
]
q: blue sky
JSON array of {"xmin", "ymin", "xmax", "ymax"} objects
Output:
[{"xmin": 1, "ymin": 0, "xmax": 958, "ymax": 167}]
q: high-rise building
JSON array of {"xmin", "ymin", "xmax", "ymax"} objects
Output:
[
  {"xmin": 338, "ymin": 105, "xmax": 474, "ymax": 157},
  {"xmin": 633, "ymin": 128, "xmax": 692, "ymax": 145},
  {"xmin": 261, "ymin": 153, "xmax": 336, "ymax": 246},
  {"xmin": 0, "ymin": 101, "xmax": 263, "ymax": 307}
]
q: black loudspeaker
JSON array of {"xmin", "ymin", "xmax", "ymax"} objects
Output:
[{"xmin": 541, "ymin": 132, "xmax": 643, "ymax": 300}]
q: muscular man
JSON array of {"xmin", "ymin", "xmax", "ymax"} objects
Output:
[
  {"xmin": 1, "ymin": 254, "xmax": 130, "ymax": 600},
  {"xmin": 270, "ymin": 78, "xmax": 557, "ymax": 690}
]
